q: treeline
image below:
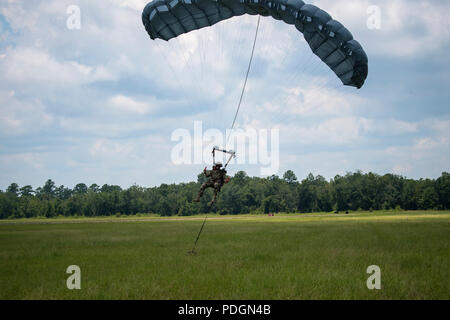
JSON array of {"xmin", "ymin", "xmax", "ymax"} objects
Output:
[{"xmin": 0, "ymin": 171, "xmax": 449, "ymax": 219}]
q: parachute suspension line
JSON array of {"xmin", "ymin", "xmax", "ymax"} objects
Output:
[
  {"xmin": 232, "ymin": 17, "xmax": 246, "ymax": 65},
  {"xmin": 155, "ymin": 40, "xmax": 187, "ymax": 94},
  {"xmin": 188, "ymin": 17, "xmax": 256, "ymax": 253},
  {"xmin": 261, "ymin": 40, "xmax": 312, "ymax": 115},
  {"xmin": 187, "ymin": 214, "xmax": 208, "ymax": 255},
  {"xmin": 263, "ymin": 50, "xmax": 314, "ymax": 126},
  {"xmin": 267, "ymin": 80, "xmax": 342, "ymax": 128},
  {"xmin": 167, "ymin": 38, "xmax": 202, "ymax": 95},
  {"xmin": 265, "ymin": 48, "xmax": 315, "ymax": 120},
  {"xmin": 226, "ymin": 15, "xmax": 261, "ymax": 147}
]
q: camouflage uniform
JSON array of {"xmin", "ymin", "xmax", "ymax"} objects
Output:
[{"xmin": 194, "ymin": 164, "xmax": 228, "ymax": 204}]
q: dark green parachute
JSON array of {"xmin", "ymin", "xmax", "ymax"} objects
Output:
[{"xmin": 142, "ymin": 0, "xmax": 368, "ymax": 89}]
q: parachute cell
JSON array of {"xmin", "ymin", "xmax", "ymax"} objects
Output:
[{"xmin": 142, "ymin": 0, "xmax": 368, "ymax": 88}]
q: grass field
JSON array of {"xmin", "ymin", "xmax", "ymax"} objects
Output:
[{"xmin": 0, "ymin": 211, "xmax": 449, "ymax": 300}]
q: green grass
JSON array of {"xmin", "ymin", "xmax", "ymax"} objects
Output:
[{"xmin": 0, "ymin": 211, "xmax": 449, "ymax": 299}]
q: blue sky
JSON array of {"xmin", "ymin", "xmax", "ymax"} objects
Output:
[{"xmin": 0, "ymin": 0, "xmax": 449, "ymax": 190}]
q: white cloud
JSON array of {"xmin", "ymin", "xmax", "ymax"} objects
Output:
[
  {"xmin": 273, "ymin": 116, "xmax": 423, "ymax": 150},
  {"xmin": 392, "ymin": 163, "xmax": 413, "ymax": 176},
  {"xmin": 108, "ymin": 95, "xmax": 155, "ymax": 115},
  {"xmin": 413, "ymin": 136, "xmax": 449, "ymax": 155},
  {"xmin": 280, "ymin": 136, "xmax": 449, "ymax": 180},
  {"xmin": 118, "ymin": 0, "xmax": 148, "ymax": 11},
  {"xmin": 313, "ymin": 0, "xmax": 450, "ymax": 58},
  {"xmin": 0, "ymin": 152, "xmax": 44, "ymax": 169},
  {"xmin": 281, "ymin": 117, "xmax": 371, "ymax": 145},
  {"xmin": 0, "ymin": 47, "xmax": 115, "ymax": 86},
  {"xmin": 270, "ymin": 84, "xmax": 364, "ymax": 117},
  {"xmin": 421, "ymin": 118, "xmax": 450, "ymax": 135},
  {"xmin": 89, "ymin": 138, "xmax": 135, "ymax": 158},
  {"xmin": 0, "ymin": 91, "xmax": 54, "ymax": 135},
  {"xmin": 367, "ymin": 118, "xmax": 418, "ymax": 135},
  {"xmin": 0, "ymin": 0, "xmax": 448, "ymax": 189}
]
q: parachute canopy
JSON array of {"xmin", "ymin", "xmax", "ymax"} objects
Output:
[{"xmin": 142, "ymin": 0, "xmax": 368, "ymax": 89}]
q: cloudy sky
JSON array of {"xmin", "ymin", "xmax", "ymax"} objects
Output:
[{"xmin": 0, "ymin": 0, "xmax": 449, "ymax": 190}]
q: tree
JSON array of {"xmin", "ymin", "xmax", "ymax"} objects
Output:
[
  {"xmin": 20, "ymin": 185, "xmax": 34, "ymax": 197},
  {"xmin": 0, "ymin": 170, "xmax": 447, "ymax": 220},
  {"xmin": 7, "ymin": 183, "xmax": 20, "ymax": 196},
  {"xmin": 197, "ymin": 172, "xmax": 207, "ymax": 185},
  {"xmin": 42, "ymin": 179, "xmax": 56, "ymax": 196},
  {"xmin": 331, "ymin": 174, "xmax": 351, "ymax": 211},
  {"xmin": 435, "ymin": 172, "xmax": 450, "ymax": 209},
  {"xmin": 263, "ymin": 195, "xmax": 281, "ymax": 213},
  {"xmin": 233, "ymin": 171, "xmax": 249, "ymax": 186},
  {"xmin": 55, "ymin": 185, "xmax": 72, "ymax": 200},
  {"xmin": 89, "ymin": 184, "xmax": 100, "ymax": 193},
  {"xmin": 178, "ymin": 201, "xmax": 198, "ymax": 216},
  {"xmin": 283, "ymin": 170, "xmax": 298, "ymax": 184},
  {"xmin": 158, "ymin": 198, "xmax": 172, "ymax": 216},
  {"xmin": 100, "ymin": 184, "xmax": 122, "ymax": 193},
  {"xmin": 73, "ymin": 183, "xmax": 88, "ymax": 195}
]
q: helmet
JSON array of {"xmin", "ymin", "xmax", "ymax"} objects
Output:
[{"xmin": 214, "ymin": 162, "xmax": 223, "ymax": 168}]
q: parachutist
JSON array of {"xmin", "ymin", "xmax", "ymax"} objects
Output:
[{"xmin": 193, "ymin": 162, "xmax": 230, "ymax": 205}]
